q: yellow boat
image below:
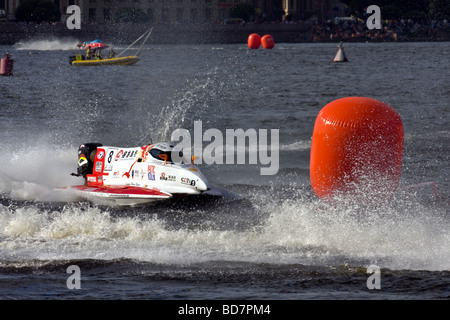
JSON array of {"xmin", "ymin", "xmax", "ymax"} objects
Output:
[
  {"xmin": 70, "ymin": 27, "xmax": 152, "ymax": 67},
  {"xmin": 71, "ymin": 55, "xmax": 139, "ymax": 66}
]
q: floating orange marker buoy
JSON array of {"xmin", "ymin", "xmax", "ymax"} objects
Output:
[
  {"xmin": 261, "ymin": 34, "xmax": 275, "ymax": 49},
  {"xmin": 310, "ymin": 97, "xmax": 404, "ymax": 204},
  {"xmin": 247, "ymin": 33, "xmax": 261, "ymax": 49}
]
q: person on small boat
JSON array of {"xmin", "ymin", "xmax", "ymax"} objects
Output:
[
  {"xmin": 108, "ymin": 48, "xmax": 116, "ymax": 59},
  {"xmin": 95, "ymin": 49, "xmax": 103, "ymax": 60},
  {"xmin": 86, "ymin": 47, "xmax": 92, "ymax": 59}
]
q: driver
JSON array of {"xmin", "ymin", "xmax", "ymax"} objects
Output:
[{"xmin": 76, "ymin": 143, "xmax": 103, "ymax": 182}]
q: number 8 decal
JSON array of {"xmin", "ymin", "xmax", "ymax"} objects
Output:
[{"xmin": 107, "ymin": 150, "xmax": 114, "ymax": 163}]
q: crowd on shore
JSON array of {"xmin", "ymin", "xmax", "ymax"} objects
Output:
[
  {"xmin": 1, "ymin": 17, "xmax": 449, "ymax": 43},
  {"xmin": 282, "ymin": 17, "xmax": 450, "ymax": 42}
]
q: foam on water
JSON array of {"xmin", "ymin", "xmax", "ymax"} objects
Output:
[
  {"xmin": 14, "ymin": 39, "xmax": 82, "ymax": 51},
  {"xmin": 0, "ymin": 179, "xmax": 448, "ymax": 271},
  {"xmin": 0, "ymin": 138, "xmax": 79, "ymax": 203},
  {"xmin": 262, "ymin": 194, "xmax": 449, "ymax": 271},
  {"xmin": 280, "ymin": 140, "xmax": 311, "ymax": 151}
]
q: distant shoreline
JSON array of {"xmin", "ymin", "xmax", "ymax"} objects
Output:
[{"xmin": 1, "ymin": 22, "xmax": 449, "ymax": 45}]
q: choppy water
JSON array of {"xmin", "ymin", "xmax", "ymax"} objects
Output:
[{"xmin": 0, "ymin": 39, "xmax": 449, "ymax": 302}]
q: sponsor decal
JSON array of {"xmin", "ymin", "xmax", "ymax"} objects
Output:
[
  {"xmin": 115, "ymin": 150, "xmax": 123, "ymax": 161},
  {"xmin": 148, "ymin": 165, "xmax": 155, "ymax": 181},
  {"xmin": 118, "ymin": 150, "xmax": 140, "ymax": 160},
  {"xmin": 108, "ymin": 194, "xmax": 130, "ymax": 198},
  {"xmin": 97, "ymin": 151, "xmax": 104, "ymax": 160},
  {"xmin": 121, "ymin": 150, "xmax": 141, "ymax": 178},
  {"xmin": 181, "ymin": 177, "xmax": 196, "ymax": 186},
  {"xmin": 87, "ymin": 176, "xmax": 96, "ymax": 183},
  {"xmin": 95, "ymin": 161, "xmax": 103, "ymax": 172},
  {"xmin": 139, "ymin": 145, "xmax": 153, "ymax": 162},
  {"xmin": 160, "ymin": 173, "xmax": 176, "ymax": 181}
]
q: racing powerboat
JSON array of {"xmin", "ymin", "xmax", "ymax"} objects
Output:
[{"xmin": 66, "ymin": 142, "xmax": 211, "ymax": 206}]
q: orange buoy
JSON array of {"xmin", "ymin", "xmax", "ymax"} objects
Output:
[
  {"xmin": 247, "ymin": 33, "xmax": 261, "ymax": 49},
  {"xmin": 310, "ymin": 97, "xmax": 404, "ymax": 203},
  {"xmin": 261, "ymin": 34, "xmax": 275, "ymax": 49}
]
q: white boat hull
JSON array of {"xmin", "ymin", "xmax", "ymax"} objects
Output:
[{"xmin": 67, "ymin": 142, "xmax": 211, "ymax": 206}]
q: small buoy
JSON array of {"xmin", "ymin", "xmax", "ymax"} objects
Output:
[
  {"xmin": 247, "ymin": 33, "xmax": 261, "ymax": 49},
  {"xmin": 310, "ymin": 97, "xmax": 404, "ymax": 204},
  {"xmin": 333, "ymin": 41, "xmax": 348, "ymax": 62},
  {"xmin": 0, "ymin": 53, "xmax": 14, "ymax": 76},
  {"xmin": 261, "ymin": 34, "xmax": 275, "ymax": 49}
]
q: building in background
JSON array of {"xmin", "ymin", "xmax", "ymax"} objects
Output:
[
  {"xmin": 76, "ymin": 0, "xmax": 284, "ymax": 25},
  {"xmin": 0, "ymin": 0, "xmax": 17, "ymax": 21},
  {"xmin": 0, "ymin": 0, "xmax": 81, "ymax": 22},
  {"xmin": 282, "ymin": 0, "xmax": 348, "ymax": 22},
  {"xmin": 0, "ymin": 0, "xmax": 347, "ymax": 24}
]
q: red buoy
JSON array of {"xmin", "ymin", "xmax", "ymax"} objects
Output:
[
  {"xmin": 310, "ymin": 97, "xmax": 404, "ymax": 203},
  {"xmin": 0, "ymin": 53, "xmax": 14, "ymax": 76},
  {"xmin": 247, "ymin": 33, "xmax": 261, "ymax": 49},
  {"xmin": 261, "ymin": 35, "xmax": 275, "ymax": 49}
]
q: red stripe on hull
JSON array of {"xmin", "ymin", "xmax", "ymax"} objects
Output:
[{"xmin": 70, "ymin": 185, "xmax": 172, "ymax": 198}]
